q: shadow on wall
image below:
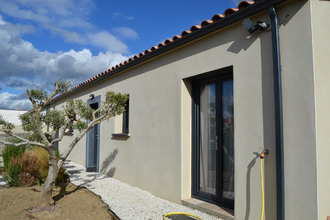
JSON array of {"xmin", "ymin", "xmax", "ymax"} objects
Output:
[
  {"xmin": 227, "ymin": 0, "xmax": 303, "ymax": 55},
  {"xmin": 100, "ymin": 148, "xmax": 119, "ymax": 177}
]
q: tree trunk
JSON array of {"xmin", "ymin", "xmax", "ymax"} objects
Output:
[{"xmin": 40, "ymin": 150, "xmax": 59, "ymax": 205}]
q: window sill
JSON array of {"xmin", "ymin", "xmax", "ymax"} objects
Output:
[
  {"xmin": 182, "ymin": 198, "xmax": 234, "ymax": 220},
  {"xmin": 64, "ymin": 132, "xmax": 74, "ymax": 136},
  {"xmin": 112, "ymin": 133, "xmax": 130, "ymax": 139}
]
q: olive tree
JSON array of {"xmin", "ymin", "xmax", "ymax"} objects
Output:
[{"xmin": 0, "ymin": 79, "xmax": 128, "ymax": 204}]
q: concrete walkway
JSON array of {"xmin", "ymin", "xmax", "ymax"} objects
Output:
[{"xmin": 64, "ymin": 161, "xmax": 222, "ymax": 220}]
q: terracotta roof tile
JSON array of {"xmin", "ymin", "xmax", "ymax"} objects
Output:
[
  {"xmin": 158, "ymin": 42, "xmax": 166, "ymax": 47},
  {"xmin": 190, "ymin": 25, "xmax": 201, "ymax": 32},
  {"xmin": 200, "ymin": 20, "xmax": 212, "ymax": 27},
  {"xmin": 238, "ymin": 1, "xmax": 254, "ymax": 9},
  {"xmin": 224, "ymin": 8, "xmax": 239, "ymax": 16},
  {"xmin": 212, "ymin": 14, "xmax": 225, "ymax": 21},
  {"xmin": 172, "ymin": 35, "xmax": 182, "ymax": 40},
  {"xmin": 181, "ymin": 30, "xmax": 192, "ymax": 36},
  {"xmin": 51, "ymin": 0, "xmax": 263, "ymax": 103},
  {"xmin": 151, "ymin": 46, "xmax": 158, "ymax": 51},
  {"xmin": 144, "ymin": 49, "xmax": 152, "ymax": 54},
  {"xmin": 164, "ymin": 39, "xmax": 173, "ymax": 44}
]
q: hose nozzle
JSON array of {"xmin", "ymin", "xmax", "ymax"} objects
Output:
[{"xmin": 260, "ymin": 149, "xmax": 269, "ymax": 159}]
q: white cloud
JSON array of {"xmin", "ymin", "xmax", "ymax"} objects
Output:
[
  {"xmin": 112, "ymin": 12, "xmax": 122, "ymax": 19},
  {"xmin": 0, "ymin": 0, "xmax": 94, "ymax": 26},
  {"xmin": 0, "ymin": 0, "xmax": 135, "ymax": 53},
  {"xmin": 0, "ymin": 2, "xmax": 138, "ymax": 110},
  {"xmin": 0, "ymin": 15, "xmax": 5, "ymax": 25},
  {"xmin": 47, "ymin": 26, "xmax": 86, "ymax": 44},
  {"xmin": 88, "ymin": 31, "xmax": 129, "ymax": 53},
  {"xmin": 124, "ymin": 16, "xmax": 134, "ymax": 21},
  {"xmin": 113, "ymin": 27, "xmax": 139, "ymax": 40},
  {"xmin": 112, "ymin": 12, "xmax": 134, "ymax": 20},
  {"xmin": 0, "ymin": 17, "xmax": 129, "ymax": 110},
  {"xmin": 0, "ymin": 92, "xmax": 32, "ymax": 111}
]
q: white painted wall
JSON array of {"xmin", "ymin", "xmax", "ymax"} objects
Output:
[{"xmin": 310, "ymin": 0, "xmax": 330, "ymax": 219}]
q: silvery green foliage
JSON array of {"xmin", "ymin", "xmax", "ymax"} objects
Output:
[
  {"xmin": 0, "ymin": 115, "xmax": 15, "ymax": 133},
  {"xmin": 0, "ymin": 78, "xmax": 128, "ymax": 204},
  {"xmin": 25, "ymin": 89, "xmax": 48, "ymax": 107},
  {"xmin": 19, "ymin": 112, "xmax": 38, "ymax": 132},
  {"xmin": 63, "ymin": 91, "xmax": 128, "ymax": 132},
  {"xmin": 43, "ymin": 110, "xmax": 65, "ymax": 131},
  {"xmin": 56, "ymin": 79, "xmax": 72, "ymax": 94}
]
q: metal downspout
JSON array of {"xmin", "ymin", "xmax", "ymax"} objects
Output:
[{"xmin": 269, "ymin": 6, "xmax": 285, "ymax": 220}]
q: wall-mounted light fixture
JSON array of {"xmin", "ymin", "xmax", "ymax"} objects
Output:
[
  {"xmin": 242, "ymin": 18, "xmax": 269, "ymax": 34},
  {"xmin": 90, "ymin": 94, "xmax": 95, "ymax": 99}
]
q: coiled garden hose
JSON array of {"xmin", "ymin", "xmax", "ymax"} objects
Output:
[{"xmin": 163, "ymin": 212, "xmax": 203, "ymax": 220}]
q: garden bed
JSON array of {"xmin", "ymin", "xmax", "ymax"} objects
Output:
[{"xmin": 0, "ymin": 182, "xmax": 119, "ymax": 220}]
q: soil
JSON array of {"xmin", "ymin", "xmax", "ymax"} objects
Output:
[{"xmin": 0, "ymin": 182, "xmax": 119, "ymax": 220}]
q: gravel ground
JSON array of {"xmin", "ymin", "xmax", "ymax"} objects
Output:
[
  {"xmin": 0, "ymin": 175, "xmax": 6, "ymax": 186},
  {"xmin": 65, "ymin": 162, "xmax": 223, "ymax": 220}
]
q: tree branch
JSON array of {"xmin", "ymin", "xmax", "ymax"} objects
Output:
[
  {"xmin": 57, "ymin": 124, "xmax": 92, "ymax": 168},
  {"xmin": 43, "ymin": 82, "xmax": 59, "ymax": 107},
  {"xmin": 33, "ymin": 109, "xmax": 50, "ymax": 147},
  {"xmin": 51, "ymin": 118, "xmax": 73, "ymax": 144},
  {"xmin": 92, "ymin": 106, "xmax": 102, "ymax": 120},
  {"xmin": 0, "ymin": 139, "xmax": 45, "ymax": 148},
  {"xmin": 0, "ymin": 128, "xmax": 46, "ymax": 148},
  {"xmin": 57, "ymin": 113, "xmax": 109, "ymax": 168}
]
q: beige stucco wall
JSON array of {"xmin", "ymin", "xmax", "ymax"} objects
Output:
[
  {"xmin": 311, "ymin": 0, "xmax": 330, "ymax": 219},
  {"xmin": 53, "ymin": 0, "xmax": 320, "ymax": 219},
  {"xmin": 278, "ymin": 1, "xmax": 317, "ymax": 219}
]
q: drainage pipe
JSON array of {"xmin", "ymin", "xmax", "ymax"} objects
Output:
[{"xmin": 269, "ymin": 6, "xmax": 285, "ymax": 220}]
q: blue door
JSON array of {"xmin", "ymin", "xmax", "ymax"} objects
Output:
[{"xmin": 86, "ymin": 96, "xmax": 100, "ymax": 172}]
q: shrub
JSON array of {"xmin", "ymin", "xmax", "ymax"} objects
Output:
[
  {"xmin": 27, "ymin": 146, "xmax": 67, "ymax": 185},
  {"xmin": 4, "ymin": 156, "xmax": 23, "ymax": 186},
  {"xmin": 19, "ymin": 152, "xmax": 39, "ymax": 186},
  {"xmin": 2, "ymin": 138, "xmax": 25, "ymax": 172},
  {"xmin": 27, "ymin": 146, "xmax": 49, "ymax": 184},
  {"xmin": 2, "ymin": 142, "xmax": 67, "ymax": 186}
]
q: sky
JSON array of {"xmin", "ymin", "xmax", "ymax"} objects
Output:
[{"xmin": 0, "ymin": 0, "xmax": 240, "ymax": 111}]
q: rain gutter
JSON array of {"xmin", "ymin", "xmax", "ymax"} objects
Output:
[{"xmin": 269, "ymin": 5, "xmax": 285, "ymax": 220}]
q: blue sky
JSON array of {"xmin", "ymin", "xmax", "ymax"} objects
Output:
[{"xmin": 0, "ymin": 0, "xmax": 239, "ymax": 110}]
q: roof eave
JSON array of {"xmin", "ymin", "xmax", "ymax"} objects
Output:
[{"xmin": 49, "ymin": 0, "xmax": 287, "ymax": 105}]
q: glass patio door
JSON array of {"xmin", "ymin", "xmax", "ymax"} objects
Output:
[{"xmin": 192, "ymin": 71, "xmax": 234, "ymax": 209}]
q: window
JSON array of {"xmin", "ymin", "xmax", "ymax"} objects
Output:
[
  {"xmin": 112, "ymin": 97, "xmax": 130, "ymax": 138},
  {"xmin": 122, "ymin": 98, "xmax": 129, "ymax": 134},
  {"xmin": 192, "ymin": 67, "xmax": 234, "ymax": 210}
]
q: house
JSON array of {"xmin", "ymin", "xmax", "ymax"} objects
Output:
[
  {"xmin": 48, "ymin": 0, "xmax": 330, "ymax": 219},
  {"xmin": 0, "ymin": 109, "xmax": 27, "ymax": 128}
]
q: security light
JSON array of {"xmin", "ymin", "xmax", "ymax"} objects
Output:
[{"xmin": 242, "ymin": 18, "xmax": 268, "ymax": 34}]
